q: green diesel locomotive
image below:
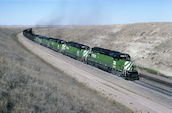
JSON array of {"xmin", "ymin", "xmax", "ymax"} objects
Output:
[
  {"xmin": 64, "ymin": 41, "xmax": 90, "ymax": 61},
  {"xmin": 87, "ymin": 47, "xmax": 139, "ymax": 80}
]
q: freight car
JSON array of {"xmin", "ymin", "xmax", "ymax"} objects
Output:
[
  {"xmin": 23, "ymin": 28, "xmax": 35, "ymax": 41},
  {"xmin": 23, "ymin": 28, "xmax": 139, "ymax": 80}
]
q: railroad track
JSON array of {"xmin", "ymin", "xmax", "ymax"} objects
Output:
[
  {"xmin": 140, "ymin": 73, "xmax": 172, "ymax": 87},
  {"xmin": 136, "ymin": 73, "xmax": 172, "ymax": 97},
  {"xmin": 134, "ymin": 80, "xmax": 172, "ymax": 97}
]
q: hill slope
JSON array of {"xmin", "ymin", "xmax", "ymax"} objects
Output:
[
  {"xmin": 33, "ymin": 22, "xmax": 172, "ymax": 76},
  {"xmin": 0, "ymin": 28, "xmax": 131, "ymax": 113}
]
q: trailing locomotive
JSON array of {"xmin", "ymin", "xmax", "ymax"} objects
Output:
[
  {"xmin": 23, "ymin": 28, "xmax": 139, "ymax": 80},
  {"xmin": 64, "ymin": 41, "xmax": 90, "ymax": 62}
]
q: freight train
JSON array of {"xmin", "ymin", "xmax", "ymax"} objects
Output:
[{"xmin": 23, "ymin": 28, "xmax": 139, "ymax": 80}]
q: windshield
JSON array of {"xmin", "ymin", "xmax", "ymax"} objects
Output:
[{"xmin": 120, "ymin": 55, "xmax": 131, "ymax": 61}]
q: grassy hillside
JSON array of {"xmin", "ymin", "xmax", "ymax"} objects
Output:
[{"xmin": 0, "ymin": 28, "xmax": 131, "ymax": 113}]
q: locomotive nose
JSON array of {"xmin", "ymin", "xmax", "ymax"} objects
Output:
[{"xmin": 124, "ymin": 61, "xmax": 133, "ymax": 71}]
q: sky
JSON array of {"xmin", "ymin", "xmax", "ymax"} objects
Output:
[{"xmin": 0, "ymin": 0, "xmax": 172, "ymax": 25}]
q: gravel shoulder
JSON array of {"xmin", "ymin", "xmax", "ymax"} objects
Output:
[{"xmin": 18, "ymin": 33, "xmax": 172, "ymax": 113}]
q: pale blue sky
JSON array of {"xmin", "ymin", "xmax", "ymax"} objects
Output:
[{"xmin": 0, "ymin": 0, "xmax": 172, "ymax": 25}]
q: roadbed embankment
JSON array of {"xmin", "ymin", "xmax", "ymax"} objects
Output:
[{"xmin": 18, "ymin": 33, "xmax": 172, "ymax": 113}]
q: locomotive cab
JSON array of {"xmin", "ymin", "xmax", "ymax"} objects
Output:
[{"xmin": 119, "ymin": 54, "xmax": 131, "ymax": 61}]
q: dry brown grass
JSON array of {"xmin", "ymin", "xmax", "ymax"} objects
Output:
[{"xmin": 0, "ymin": 28, "xmax": 131, "ymax": 113}]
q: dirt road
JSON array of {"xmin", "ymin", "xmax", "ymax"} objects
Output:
[{"xmin": 18, "ymin": 33, "xmax": 172, "ymax": 113}]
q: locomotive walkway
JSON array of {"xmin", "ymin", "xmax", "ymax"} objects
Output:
[{"xmin": 18, "ymin": 33, "xmax": 172, "ymax": 113}]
